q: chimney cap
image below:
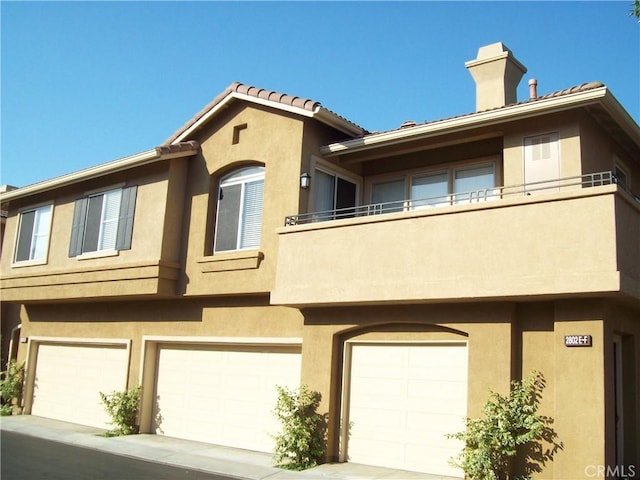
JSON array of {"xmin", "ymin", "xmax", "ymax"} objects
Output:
[
  {"xmin": 465, "ymin": 42, "xmax": 527, "ymax": 111},
  {"xmin": 465, "ymin": 42, "xmax": 526, "ymax": 73}
]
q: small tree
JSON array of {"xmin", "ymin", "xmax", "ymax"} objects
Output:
[
  {"xmin": 447, "ymin": 371, "xmax": 561, "ymax": 480},
  {"xmin": 99, "ymin": 385, "xmax": 142, "ymax": 436},
  {"xmin": 272, "ymin": 384, "xmax": 326, "ymax": 471},
  {"xmin": 0, "ymin": 360, "xmax": 24, "ymax": 416}
]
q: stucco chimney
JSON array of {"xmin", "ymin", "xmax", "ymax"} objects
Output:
[{"xmin": 465, "ymin": 42, "xmax": 527, "ymax": 111}]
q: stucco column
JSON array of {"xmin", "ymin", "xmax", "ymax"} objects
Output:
[
  {"xmin": 466, "ymin": 319, "xmax": 514, "ymax": 418},
  {"xmin": 553, "ymin": 302, "xmax": 605, "ymax": 479},
  {"xmin": 300, "ymin": 322, "xmax": 344, "ymax": 462}
]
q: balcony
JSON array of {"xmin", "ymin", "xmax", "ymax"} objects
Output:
[
  {"xmin": 272, "ymin": 172, "xmax": 639, "ymax": 307},
  {"xmin": 284, "ymin": 172, "xmax": 621, "ymax": 225}
]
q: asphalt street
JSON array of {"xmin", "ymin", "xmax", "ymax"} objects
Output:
[{"xmin": 1, "ymin": 430, "xmax": 238, "ymax": 480}]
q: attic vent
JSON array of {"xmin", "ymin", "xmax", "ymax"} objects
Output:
[{"xmin": 400, "ymin": 120, "xmax": 417, "ymax": 128}]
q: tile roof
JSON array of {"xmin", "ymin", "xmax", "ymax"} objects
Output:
[
  {"xmin": 0, "ymin": 141, "xmax": 201, "ymax": 203},
  {"xmin": 532, "ymin": 81, "xmax": 604, "ymax": 101},
  {"xmin": 320, "ymin": 80, "xmax": 634, "ymax": 158},
  {"xmin": 383, "ymin": 81, "xmax": 606, "ymax": 135},
  {"xmin": 233, "ymin": 82, "xmax": 320, "ymax": 111},
  {"xmin": 156, "ymin": 140, "xmax": 200, "ymax": 156},
  {"xmin": 164, "ymin": 82, "xmax": 367, "ymax": 145}
]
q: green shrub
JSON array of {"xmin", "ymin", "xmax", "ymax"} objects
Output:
[
  {"xmin": 0, "ymin": 360, "xmax": 24, "ymax": 416},
  {"xmin": 272, "ymin": 384, "xmax": 327, "ymax": 471},
  {"xmin": 99, "ymin": 385, "xmax": 142, "ymax": 436},
  {"xmin": 447, "ymin": 371, "xmax": 562, "ymax": 480}
]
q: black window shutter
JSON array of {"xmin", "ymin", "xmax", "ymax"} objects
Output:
[
  {"xmin": 69, "ymin": 197, "xmax": 89, "ymax": 257},
  {"xmin": 115, "ymin": 185, "xmax": 137, "ymax": 251}
]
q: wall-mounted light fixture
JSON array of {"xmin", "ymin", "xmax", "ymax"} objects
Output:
[{"xmin": 300, "ymin": 172, "xmax": 311, "ymax": 189}]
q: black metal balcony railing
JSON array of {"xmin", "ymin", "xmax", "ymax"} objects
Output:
[{"xmin": 285, "ymin": 171, "xmax": 631, "ymax": 226}]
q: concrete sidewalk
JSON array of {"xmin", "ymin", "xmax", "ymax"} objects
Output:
[{"xmin": 0, "ymin": 415, "xmax": 456, "ymax": 480}]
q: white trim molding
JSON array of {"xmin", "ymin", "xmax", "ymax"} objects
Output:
[
  {"xmin": 322, "ymin": 86, "xmax": 637, "ymax": 157},
  {"xmin": 1, "ymin": 145, "xmax": 198, "ymax": 204}
]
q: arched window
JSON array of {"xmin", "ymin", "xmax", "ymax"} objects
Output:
[{"xmin": 214, "ymin": 166, "xmax": 265, "ymax": 253}]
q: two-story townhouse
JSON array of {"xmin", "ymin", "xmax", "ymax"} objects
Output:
[
  {"xmin": 1, "ymin": 43, "xmax": 638, "ymax": 479},
  {"xmin": 0, "ymin": 82, "xmax": 366, "ymax": 455}
]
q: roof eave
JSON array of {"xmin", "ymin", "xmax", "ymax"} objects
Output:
[
  {"xmin": 321, "ymin": 86, "xmax": 618, "ymax": 157},
  {"xmin": 170, "ymin": 91, "xmax": 365, "ymax": 145},
  {"xmin": 1, "ymin": 141, "xmax": 200, "ymax": 205},
  {"xmin": 314, "ymin": 107, "xmax": 366, "ymax": 137},
  {"xmin": 599, "ymin": 89, "xmax": 640, "ymax": 147},
  {"xmin": 170, "ymin": 92, "xmax": 317, "ymax": 145}
]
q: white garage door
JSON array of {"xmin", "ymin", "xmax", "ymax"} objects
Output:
[
  {"xmin": 345, "ymin": 343, "xmax": 468, "ymax": 477},
  {"xmin": 31, "ymin": 343, "xmax": 129, "ymax": 429},
  {"xmin": 153, "ymin": 344, "xmax": 301, "ymax": 452}
]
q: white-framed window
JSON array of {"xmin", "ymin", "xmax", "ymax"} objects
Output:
[
  {"xmin": 411, "ymin": 171, "xmax": 449, "ymax": 208},
  {"xmin": 214, "ymin": 166, "xmax": 265, "ymax": 253},
  {"xmin": 69, "ymin": 186, "xmax": 137, "ymax": 257},
  {"xmin": 453, "ymin": 163, "xmax": 496, "ymax": 204},
  {"xmin": 368, "ymin": 161, "xmax": 497, "ymax": 210},
  {"xmin": 14, "ymin": 204, "xmax": 53, "ymax": 263}
]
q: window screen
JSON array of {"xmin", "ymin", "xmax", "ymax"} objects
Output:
[
  {"xmin": 15, "ymin": 205, "xmax": 52, "ymax": 262},
  {"xmin": 214, "ymin": 166, "xmax": 265, "ymax": 252}
]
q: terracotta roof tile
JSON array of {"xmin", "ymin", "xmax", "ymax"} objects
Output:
[
  {"xmin": 534, "ymin": 81, "xmax": 604, "ymax": 100},
  {"xmin": 163, "ymin": 82, "xmax": 365, "ymax": 145},
  {"xmin": 156, "ymin": 140, "xmax": 200, "ymax": 156},
  {"xmin": 376, "ymin": 81, "xmax": 607, "ymax": 136}
]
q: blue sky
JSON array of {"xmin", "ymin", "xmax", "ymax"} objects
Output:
[{"xmin": 2, "ymin": 1, "xmax": 638, "ymax": 188}]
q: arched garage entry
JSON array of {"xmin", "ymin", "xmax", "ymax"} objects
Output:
[{"xmin": 338, "ymin": 324, "xmax": 468, "ymax": 478}]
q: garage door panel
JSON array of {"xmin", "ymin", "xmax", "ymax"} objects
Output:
[
  {"xmin": 412, "ymin": 346, "xmax": 466, "ymax": 362},
  {"xmin": 358, "ymin": 346, "xmax": 405, "ymax": 364},
  {"xmin": 154, "ymin": 345, "xmax": 301, "ymax": 452},
  {"xmin": 31, "ymin": 343, "xmax": 129, "ymax": 429},
  {"xmin": 406, "ymin": 415, "xmax": 465, "ymax": 444},
  {"xmin": 353, "ymin": 407, "xmax": 404, "ymax": 430},
  {"xmin": 407, "ymin": 364, "xmax": 465, "ymax": 381},
  {"xmin": 406, "ymin": 424, "xmax": 454, "ymax": 444},
  {"xmin": 406, "ymin": 385, "xmax": 467, "ymax": 409},
  {"xmin": 407, "ymin": 378, "xmax": 466, "ymax": 399},
  {"xmin": 405, "ymin": 397, "xmax": 467, "ymax": 415},
  {"xmin": 350, "ymin": 379, "xmax": 404, "ymax": 405},
  {"xmin": 346, "ymin": 343, "xmax": 467, "ymax": 477}
]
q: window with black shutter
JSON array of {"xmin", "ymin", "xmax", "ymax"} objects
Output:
[{"xmin": 69, "ymin": 185, "xmax": 137, "ymax": 257}]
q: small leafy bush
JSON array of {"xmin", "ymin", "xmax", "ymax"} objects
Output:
[
  {"xmin": 272, "ymin": 384, "xmax": 327, "ymax": 471},
  {"xmin": 447, "ymin": 371, "xmax": 562, "ymax": 480},
  {"xmin": 99, "ymin": 385, "xmax": 142, "ymax": 436},
  {"xmin": 0, "ymin": 360, "xmax": 24, "ymax": 416}
]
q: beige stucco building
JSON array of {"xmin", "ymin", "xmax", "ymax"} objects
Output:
[{"xmin": 1, "ymin": 43, "xmax": 638, "ymax": 478}]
